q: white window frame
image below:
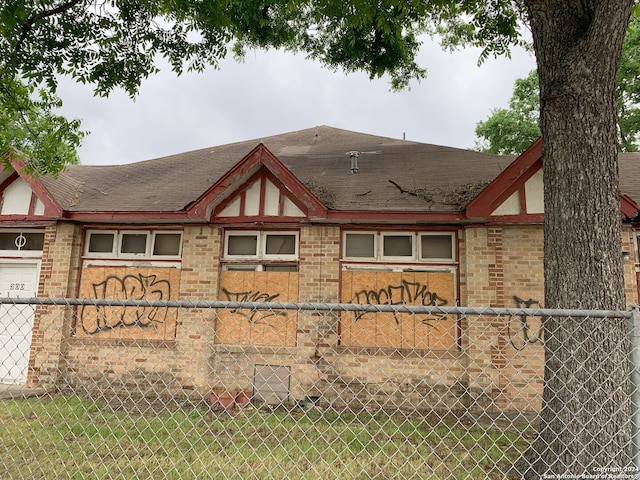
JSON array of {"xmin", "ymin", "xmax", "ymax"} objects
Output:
[
  {"xmin": 343, "ymin": 232, "xmax": 377, "ymax": 260},
  {"xmin": 152, "ymin": 232, "xmax": 184, "ymax": 257},
  {"xmin": 419, "ymin": 233, "xmax": 456, "ymax": 263},
  {"xmin": 85, "ymin": 230, "xmax": 117, "ymax": 256},
  {"xmin": 0, "ymin": 229, "xmax": 45, "ymax": 258},
  {"xmin": 380, "ymin": 232, "xmax": 415, "ymax": 261},
  {"xmin": 224, "ymin": 231, "xmax": 260, "ymax": 259},
  {"xmin": 224, "ymin": 231, "xmax": 299, "ymax": 261},
  {"xmin": 262, "ymin": 232, "xmax": 298, "ymax": 260},
  {"xmin": 118, "ymin": 230, "xmax": 150, "ymax": 258},
  {"xmin": 342, "ymin": 231, "xmax": 456, "ymax": 263},
  {"xmin": 84, "ymin": 230, "xmax": 182, "ymax": 259}
]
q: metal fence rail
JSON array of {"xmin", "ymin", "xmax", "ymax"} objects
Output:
[{"xmin": 0, "ymin": 298, "xmax": 637, "ymax": 479}]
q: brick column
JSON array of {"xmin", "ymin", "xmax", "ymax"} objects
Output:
[
  {"xmin": 294, "ymin": 225, "xmax": 341, "ymax": 401},
  {"xmin": 32, "ymin": 223, "xmax": 83, "ymax": 387},
  {"xmin": 461, "ymin": 226, "xmax": 501, "ymax": 410}
]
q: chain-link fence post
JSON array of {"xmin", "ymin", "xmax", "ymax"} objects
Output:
[{"xmin": 628, "ymin": 304, "xmax": 640, "ymax": 471}]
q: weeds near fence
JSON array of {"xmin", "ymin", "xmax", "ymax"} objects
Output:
[{"xmin": 1, "ymin": 395, "xmax": 530, "ymax": 479}]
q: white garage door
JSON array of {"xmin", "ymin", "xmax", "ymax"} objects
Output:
[{"xmin": 0, "ymin": 263, "xmax": 39, "ymax": 384}]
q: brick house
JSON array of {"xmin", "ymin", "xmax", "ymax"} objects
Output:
[{"xmin": 1, "ymin": 126, "xmax": 638, "ymax": 412}]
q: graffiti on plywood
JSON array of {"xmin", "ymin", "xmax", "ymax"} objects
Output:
[
  {"xmin": 216, "ymin": 270, "xmax": 299, "ymax": 346},
  {"xmin": 341, "ymin": 270, "xmax": 456, "ymax": 350},
  {"xmin": 220, "ymin": 288, "xmax": 287, "ymax": 324},
  {"xmin": 351, "ymin": 279, "xmax": 449, "ymax": 324},
  {"xmin": 78, "ymin": 267, "xmax": 179, "ymax": 339}
]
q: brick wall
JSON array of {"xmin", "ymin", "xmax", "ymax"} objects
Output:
[
  {"xmin": 463, "ymin": 225, "xmax": 545, "ymax": 411},
  {"xmin": 298, "ymin": 225, "xmax": 340, "ymax": 303},
  {"xmin": 33, "ymin": 221, "xmax": 638, "ymax": 413},
  {"xmin": 622, "ymin": 225, "xmax": 638, "ymax": 306},
  {"xmin": 31, "ymin": 223, "xmax": 83, "ymax": 386},
  {"xmin": 62, "ymin": 225, "xmax": 221, "ymax": 398}
]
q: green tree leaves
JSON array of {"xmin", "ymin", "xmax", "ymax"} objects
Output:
[
  {"xmin": 475, "ymin": 15, "xmax": 640, "ymax": 154},
  {"xmin": 474, "ymin": 70, "xmax": 540, "ymax": 155},
  {"xmin": 0, "ymin": 1, "xmax": 527, "ymax": 175},
  {"xmin": 0, "ymin": 76, "xmax": 84, "ymax": 176}
]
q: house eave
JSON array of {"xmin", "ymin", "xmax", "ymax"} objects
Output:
[{"xmin": 61, "ymin": 210, "xmax": 206, "ymax": 223}]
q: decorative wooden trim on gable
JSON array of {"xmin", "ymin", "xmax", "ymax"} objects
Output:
[
  {"xmin": 466, "ymin": 138, "xmax": 640, "ymax": 223},
  {"xmin": 466, "ymin": 138, "xmax": 543, "ymax": 221},
  {"xmin": 0, "ymin": 151, "xmax": 64, "ymax": 220},
  {"xmin": 212, "ymin": 168, "xmax": 309, "ymax": 222},
  {"xmin": 621, "ymin": 193, "xmax": 640, "ymax": 221},
  {"xmin": 188, "ymin": 143, "xmax": 327, "ymax": 221}
]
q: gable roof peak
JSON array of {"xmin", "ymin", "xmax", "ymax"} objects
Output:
[{"xmin": 187, "ymin": 142, "xmax": 328, "ymax": 220}]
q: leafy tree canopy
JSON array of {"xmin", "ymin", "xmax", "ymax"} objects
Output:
[
  {"xmin": 0, "ymin": 76, "xmax": 84, "ymax": 175},
  {"xmin": 474, "ymin": 69, "xmax": 539, "ymax": 155},
  {"xmin": 476, "ymin": 14, "xmax": 640, "ymax": 154},
  {"xmin": 0, "ymin": 0, "xmax": 525, "ymax": 174}
]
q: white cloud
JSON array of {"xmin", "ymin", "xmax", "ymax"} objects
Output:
[{"xmin": 56, "ymin": 38, "xmax": 536, "ymax": 165}]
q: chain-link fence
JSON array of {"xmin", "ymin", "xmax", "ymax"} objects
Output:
[{"xmin": 0, "ymin": 298, "xmax": 638, "ymax": 479}]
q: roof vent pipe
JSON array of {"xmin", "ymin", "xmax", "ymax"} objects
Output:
[{"xmin": 348, "ymin": 151, "xmax": 360, "ymax": 174}]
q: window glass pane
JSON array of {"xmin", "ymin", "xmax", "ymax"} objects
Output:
[
  {"xmin": 23, "ymin": 233, "xmax": 44, "ymax": 250},
  {"xmin": 0, "ymin": 233, "xmax": 15, "ymax": 250},
  {"xmin": 0, "ymin": 232, "xmax": 44, "ymax": 251},
  {"xmin": 421, "ymin": 235, "xmax": 453, "ymax": 260},
  {"xmin": 345, "ymin": 233, "xmax": 375, "ymax": 257},
  {"xmin": 263, "ymin": 264, "xmax": 298, "ymax": 272},
  {"xmin": 265, "ymin": 235, "xmax": 296, "ymax": 255},
  {"xmin": 228, "ymin": 235, "xmax": 258, "ymax": 256},
  {"xmin": 383, "ymin": 235, "xmax": 412, "ymax": 257},
  {"xmin": 153, "ymin": 234, "xmax": 181, "ymax": 256},
  {"xmin": 121, "ymin": 233, "xmax": 147, "ymax": 254},
  {"xmin": 88, "ymin": 233, "xmax": 114, "ymax": 253},
  {"xmin": 224, "ymin": 264, "xmax": 258, "ymax": 271}
]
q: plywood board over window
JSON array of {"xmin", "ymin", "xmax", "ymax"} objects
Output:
[
  {"xmin": 341, "ymin": 271, "xmax": 456, "ymax": 351},
  {"xmin": 216, "ymin": 271, "xmax": 299, "ymax": 346},
  {"xmin": 76, "ymin": 266, "xmax": 180, "ymax": 341}
]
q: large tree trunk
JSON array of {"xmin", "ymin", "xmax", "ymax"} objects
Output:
[{"xmin": 513, "ymin": 1, "xmax": 634, "ymax": 476}]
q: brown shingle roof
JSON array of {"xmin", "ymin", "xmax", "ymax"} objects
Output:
[
  {"xmin": 618, "ymin": 152, "xmax": 640, "ymax": 207},
  {"xmin": 44, "ymin": 126, "xmax": 640, "ymax": 216},
  {"xmin": 41, "ymin": 126, "xmax": 516, "ymax": 215}
]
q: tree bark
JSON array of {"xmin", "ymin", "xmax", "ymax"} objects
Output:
[{"xmin": 512, "ymin": 1, "xmax": 634, "ymax": 476}]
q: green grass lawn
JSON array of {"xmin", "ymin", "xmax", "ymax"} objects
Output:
[{"xmin": 0, "ymin": 395, "xmax": 531, "ymax": 479}]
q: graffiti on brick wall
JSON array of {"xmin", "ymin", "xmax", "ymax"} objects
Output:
[
  {"xmin": 351, "ymin": 279, "xmax": 449, "ymax": 324},
  {"xmin": 80, "ymin": 273, "xmax": 173, "ymax": 335},
  {"xmin": 508, "ymin": 295, "xmax": 544, "ymax": 350},
  {"xmin": 220, "ymin": 288, "xmax": 287, "ymax": 325}
]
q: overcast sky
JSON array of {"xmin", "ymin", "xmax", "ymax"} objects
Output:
[{"xmin": 56, "ymin": 38, "xmax": 536, "ymax": 166}]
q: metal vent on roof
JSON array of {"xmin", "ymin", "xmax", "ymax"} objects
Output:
[{"xmin": 348, "ymin": 151, "xmax": 359, "ymax": 174}]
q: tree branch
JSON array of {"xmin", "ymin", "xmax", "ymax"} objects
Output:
[{"xmin": 12, "ymin": 0, "xmax": 85, "ymax": 63}]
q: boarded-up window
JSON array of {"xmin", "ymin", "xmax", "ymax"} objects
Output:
[
  {"xmin": 76, "ymin": 266, "xmax": 179, "ymax": 340},
  {"xmin": 216, "ymin": 270, "xmax": 298, "ymax": 346},
  {"xmin": 341, "ymin": 270, "xmax": 456, "ymax": 350}
]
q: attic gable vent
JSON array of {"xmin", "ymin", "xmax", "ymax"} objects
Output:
[{"xmin": 348, "ymin": 151, "xmax": 359, "ymax": 174}]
